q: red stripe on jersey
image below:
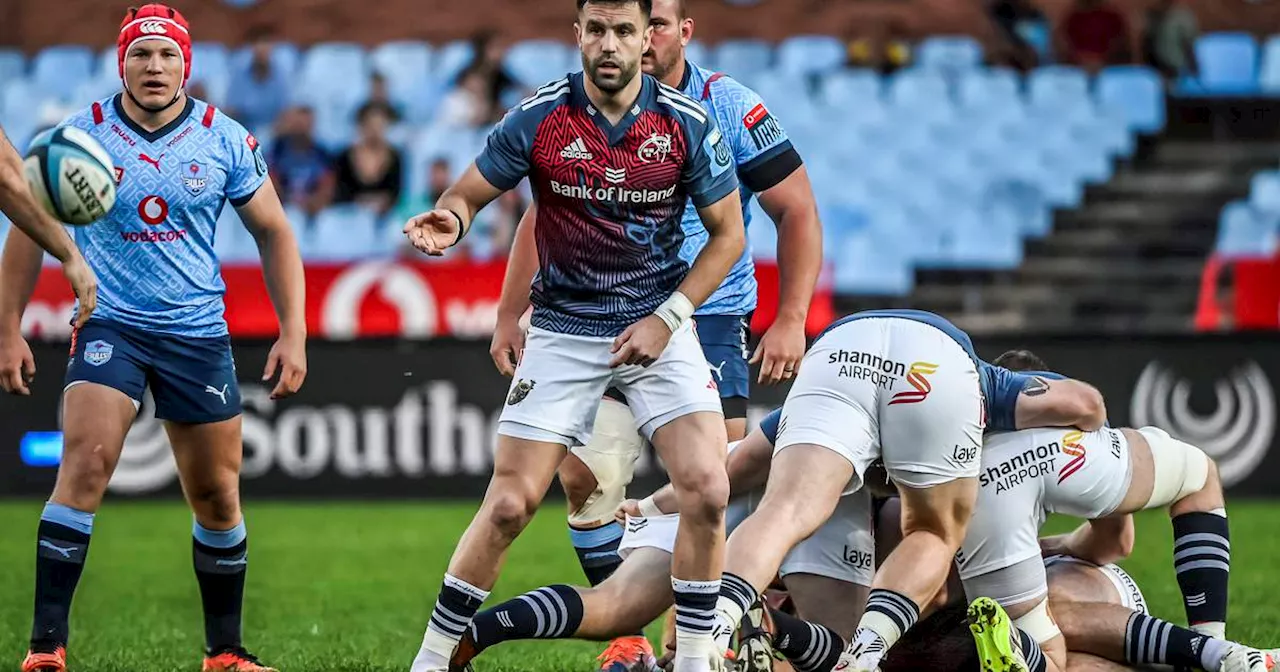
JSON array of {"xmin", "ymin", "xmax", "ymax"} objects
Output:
[
  {"xmin": 701, "ymin": 72, "xmax": 727, "ymax": 101},
  {"xmin": 91, "ymin": 102, "xmax": 104, "ymax": 125},
  {"xmin": 201, "ymin": 105, "xmax": 216, "ymax": 128}
]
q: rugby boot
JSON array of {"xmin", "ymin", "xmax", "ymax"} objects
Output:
[
  {"xmin": 735, "ymin": 598, "xmax": 782, "ymax": 672},
  {"xmin": 21, "ymin": 645, "xmax": 66, "ymax": 672},
  {"xmin": 202, "ymin": 646, "xmax": 278, "ymax": 672},
  {"xmin": 967, "ymin": 597, "xmax": 1031, "ymax": 672},
  {"xmin": 1223, "ymin": 647, "xmax": 1279, "ymax": 672},
  {"xmin": 446, "ymin": 629, "xmax": 481, "ymax": 672},
  {"xmin": 596, "ymin": 635, "xmax": 658, "ymax": 672}
]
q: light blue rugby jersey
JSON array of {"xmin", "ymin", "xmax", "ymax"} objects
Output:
[
  {"xmin": 676, "ymin": 62, "xmax": 803, "ymax": 317},
  {"xmin": 59, "ymin": 94, "xmax": 267, "ymax": 337}
]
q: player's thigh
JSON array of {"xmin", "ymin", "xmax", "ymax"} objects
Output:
[
  {"xmin": 580, "ymin": 547, "xmax": 675, "ymax": 635},
  {"xmin": 877, "ymin": 320, "xmax": 983, "ymax": 490},
  {"xmin": 1066, "ymin": 652, "xmax": 1136, "ymax": 672},
  {"xmin": 167, "ymin": 416, "xmax": 244, "ymax": 522},
  {"xmin": 147, "ymin": 332, "xmax": 242, "ymax": 425},
  {"xmin": 781, "ymin": 489, "xmax": 875, "ymax": 592},
  {"xmin": 617, "ymin": 321, "xmax": 723, "ymax": 446},
  {"xmin": 754, "ymin": 445, "xmax": 852, "ymax": 536},
  {"xmin": 499, "ymin": 328, "xmax": 614, "ymax": 448},
  {"xmin": 897, "ymin": 477, "xmax": 978, "ymax": 545}
]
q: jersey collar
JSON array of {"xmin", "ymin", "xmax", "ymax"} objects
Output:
[
  {"xmin": 677, "ymin": 59, "xmax": 693, "ymax": 93},
  {"xmin": 112, "ymin": 93, "xmax": 194, "ymax": 144},
  {"xmin": 573, "ymin": 71, "xmax": 653, "ymax": 146}
]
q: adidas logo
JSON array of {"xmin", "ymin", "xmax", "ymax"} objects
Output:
[{"xmin": 560, "ymin": 138, "xmax": 593, "ymax": 161}]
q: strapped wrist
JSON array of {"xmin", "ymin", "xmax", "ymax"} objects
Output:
[
  {"xmin": 637, "ymin": 496, "xmax": 664, "ymax": 517},
  {"xmin": 653, "ymin": 291, "xmax": 694, "ymax": 333}
]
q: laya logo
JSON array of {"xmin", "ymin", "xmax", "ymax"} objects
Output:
[
  {"xmin": 888, "ymin": 362, "xmax": 939, "ymax": 405},
  {"xmin": 1057, "ymin": 430, "xmax": 1086, "ymax": 483}
]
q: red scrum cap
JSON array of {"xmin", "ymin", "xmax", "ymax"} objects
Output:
[{"xmin": 117, "ymin": 4, "xmax": 193, "ymax": 86}]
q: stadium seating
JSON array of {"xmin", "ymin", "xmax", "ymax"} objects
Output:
[
  {"xmin": 6, "ymin": 35, "xmax": 1181, "ymax": 294},
  {"xmin": 1193, "ymin": 33, "xmax": 1260, "ymax": 94},
  {"xmin": 1216, "ymin": 201, "xmax": 1279, "ymax": 258}
]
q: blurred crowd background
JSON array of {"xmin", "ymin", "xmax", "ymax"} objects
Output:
[{"xmin": 3, "ymin": 0, "xmax": 1280, "ymax": 335}]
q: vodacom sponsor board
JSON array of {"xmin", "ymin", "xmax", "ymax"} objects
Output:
[
  {"xmin": 21, "ymin": 260, "xmax": 835, "ymax": 341},
  {"xmin": 2, "ymin": 334, "xmax": 1279, "ymax": 499}
]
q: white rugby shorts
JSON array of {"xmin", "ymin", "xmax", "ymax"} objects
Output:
[
  {"xmin": 775, "ymin": 317, "xmax": 984, "ymax": 493},
  {"xmin": 498, "ymin": 322, "xmax": 722, "ymax": 448},
  {"xmin": 620, "ymin": 489, "xmax": 876, "ymax": 587}
]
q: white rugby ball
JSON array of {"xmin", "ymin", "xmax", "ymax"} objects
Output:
[{"xmin": 24, "ymin": 126, "xmax": 117, "ymax": 226}]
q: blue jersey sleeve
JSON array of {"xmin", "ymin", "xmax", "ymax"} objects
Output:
[
  {"xmin": 668, "ymin": 94, "xmax": 738, "ymax": 208},
  {"xmin": 708, "ymin": 77, "xmax": 803, "ymax": 194},
  {"xmin": 759, "ymin": 407, "xmax": 782, "ymax": 445},
  {"xmin": 475, "ymin": 107, "xmax": 538, "ymax": 191},
  {"xmin": 220, "ymin": 114, "xmax": 269, "ymax": 207},
  {"xmin": 981, "ymin": 362, "xmax": 1068, "ymax": 432}
]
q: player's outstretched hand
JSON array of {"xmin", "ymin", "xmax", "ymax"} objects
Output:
[
  {"xmin": 751, "ymin": 317, "xmax": 805, "ymax": 385},
  {"xmin": 489, "ymin": 315, "xmax": 525, "ymax": 377},
  {"xmin": 402, "ymin": 209, "xmax": 460, "ymax": 256},
  {"xmin": 610, "ymin": 315, "xmax": 673, "ymax": 368},
  {"xmin": 263, "ymin": 333, "xmax": 307, "ymax": 400},
  {"xmin": 61, "ymin": 256, "xmax": 98, "ymax": 329},
  {"xmin": 0, "ymin": 330, "xmax": 35, "ymax": 396}
]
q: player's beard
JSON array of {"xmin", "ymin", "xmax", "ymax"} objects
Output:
[
  {"xmin": 643, "ymin": 47, "xmax": 681, "ymax": 83},
  {"xmin": 585, "ymin": 53, "xmax": 639, "ymax": 93}
]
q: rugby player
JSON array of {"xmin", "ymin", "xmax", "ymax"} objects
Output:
[
  {"xmin": 488, "ymin": 0, "xmax": 821, "ymax": 667},
  {"xmin": 705, "ymin": 310, "xmax": 1111, "ymax": 672},
  {"xmin": 0, "ymin": 126, "xmax": 98, "ymax": 343},
  {"xmin": 0, "ymin": 6, "xmax": 307, "ymax": 671},
  {"xmin": 402, "ymin": 1, "xmax": 746, "ymax": 671}
]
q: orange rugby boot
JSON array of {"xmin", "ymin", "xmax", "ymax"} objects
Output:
[
  {"xmin": 202, "ymin": 646, "xmax": 278, "ymax": 672},
  {"xmin": 21, "ymin": 646, "xmax": 67, "ymax": 672}
]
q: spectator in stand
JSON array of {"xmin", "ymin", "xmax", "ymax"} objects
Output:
[
  {"xmin": 437, "ymin": 69, "xmax": 493, "ymax": 129},
  {"xmin": 1144, "ymin": 0, "xmax": 1199, "ymax": 80},
  {"xmin": 333, "ymin": 103, "xmax": 402, "ymax": 217},
  {"xmin": 846, "ymin": 19, "xmax": 913, "ymax": 75},
  {"xmin": 268, "ymin": 105, "xmax": 334, "ymax": 218},
  {"xmin": 1058, "ymin": 0, "xmax": 1133, "ymax": 72},
  {"xmin": 989, "ymin": 0, "xmax": 1050, "ymax": 70},
  {"xmin": 459, "ymin": 31, "xmax": 522, "ymax": 120},
  {"xmin": 363, "ymin": 72, "xmax": 403, "ymax": 123},
  {"xmin": 225, "ymin": 31, "xmax": 292, "ymax": 136},
  {"xmin": 395, "ymin": 157, "xmax": 452, "ymax": 226}
]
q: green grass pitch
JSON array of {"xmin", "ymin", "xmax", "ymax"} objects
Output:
[{"xmin": 1, "ymin": 500, "xmax": 1278, "ymax": 671}]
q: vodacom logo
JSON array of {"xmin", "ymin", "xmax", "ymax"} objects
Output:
[
  {"xmin": 320, "ymin": 261, "xmax": 437, "ymax": 339},
  {"xmin": 1130, "ymin": 360, "xmax": 1276, "ymax": 487}
]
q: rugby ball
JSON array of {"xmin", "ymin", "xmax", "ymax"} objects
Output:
[{"xmin": 23, "ymin": 127, "xmax": 117, "ymax": 226}]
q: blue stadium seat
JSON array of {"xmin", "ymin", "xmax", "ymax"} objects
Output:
[
  {"xmin": 1249, "ymin": 171, "xmax": 1280, "ymax": 218},
  {"xmin": 297, "ymin": 43, "xmax": 370, "ymax": 148},
  {"xmin": 434, "ymin": 40, "xmax": 476, "ymax": 84},
  {"xmin": 300, "ymin": 42, "xmax": 368, "ymax": 90},
  {"xmin": 33, "ymin": 46, "xmax": 94, "ymax": 100},
  {"xmin": 0, "ymin": 50, "xmax": 24, "ymax": 85},
  {"xmin": 230, "ymin": 42, "xmax": 301, "ymax": 82},
  {"xmin": 819, "ymin": 69, "xmax": 880, "ymax": 109},
  {"xmin": 1261, "ymin": 36, "xmax": 1280, "ymax": 93},
  {"xmin": 370, "ymin": 41, "xmax": 434, "ymax": 121},
  {"xmin": 1028, "ymin": 66, "xmax": 1092, "ymax": 114},
  {"xmin": 685, "ymin": 41, "xmax": 712, "ymax": 69},
  {"xmin": 1095, "ymin": 66, "xmax": 1165, "ymax": 134},
  {"xmin": 986, "ymin": 181, "xmax": 1052, "ymax": 238},
  {"xmin": 832, "ymin": 228, "xmax": 914, "ymax": 296},
  {"xmin": 504, "ymin": 40, "xmax": 573, "ymax": 89},
  {"xmin": 96, "ymin": 46, "xmax": 119, "ymax": 81},
  {"xmin": 887, "ymin": 70, "xmax": 953, "ymax": 123},
  {"xmin": 714, "ymin": 39, "xmax": 773, "ymax": 79},
  {"xmin": 0, "ymin": 79, "xmax": 38, "ymax": 145},
  {"xmin": 956, "ymin": 68, "xmax": 1020, "ymax": 113},
  {"xmin": 213, "ymin": 206, "xmax": 261, "ymax": 264},
  {"xmin": 1193, "ymin": 33, "xmax": 1259, "ymax": 94},
  {"xmin": 916, "ymin": 36, "xmax": 984, "ymax": 75},
  {"xmin": 1217, "ymin": 200, "xmax": 1278, "ymax": 257},
  {"xmin": 308, "ymin": 206, "xmax": 381, "ymax": 261},
  {"xmin": 190, "ymin": 42, "xmax": 231, "ymax": 104},
  {"xmin": 942, "ymin": 208, "xmax": 1022, "ymax": 269},
  {"xmin": 777, "ymin": 35, "xmax": 846, "ymax": 77}
]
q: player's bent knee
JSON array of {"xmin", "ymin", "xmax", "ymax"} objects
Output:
[
  {"xmin": 186, "ymin": 484, "xmax": 242, "ymax": 527},
  {"xmin": 486, "ymin": 489, "xmax": 541, "ymax": 539},
  {"xmin": 1138, "ymin": 427, "xmax": 1212, "ymax": 509},
  {"xmin": 674, "ymin": 464, "xmax": 729, "ymax": 524}
]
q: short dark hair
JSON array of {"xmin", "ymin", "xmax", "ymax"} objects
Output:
[
  {"xmin": 881, "ymin": 603, "xmax": 979, "ymax": 672},
  {"xmin": 577, "ymin": 0, "xmax": 653, "ymax": 18},
  {"xmin": 993, "ymin": 349, "xmax": 1048, "ymax": 372}
]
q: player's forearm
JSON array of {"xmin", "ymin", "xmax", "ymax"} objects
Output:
[
  {"xmin": 726, "ymin": 435, "xmax": 773, "ymax": 496},
  {"xmin": 772, "ymin": 201, "xmax": 822, "ymax": 325},
  {"xmin": 497, "ymin": 206, "xmax": 538, "ymax": 321},
  {"xmin": 0, "ymin": 227, "xmax": 47, "ymax": 334},
  {"xmin": 0, "ymin": 157, "xmax": 79, "ymax": 264},
  {"xmin": 253, "ymin": 226, "xmax": 306, "ymax": 338},
  {"xmin": 677, "ymin": 203, "xmax": 746, "ymax": 309},
  {"xmin": 643, "ymin": 484, "xmax": 680, "ymax": 515}
]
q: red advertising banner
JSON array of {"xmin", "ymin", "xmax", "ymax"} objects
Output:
[{"xmin": 22, "ymin": 261, "xmax": 835, "ymax": 340}]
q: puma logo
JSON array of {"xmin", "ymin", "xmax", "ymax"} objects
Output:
[
  {"xmin": 708, "ymin": 360, "xmax": 727, "ymax": 381},
  {"xmin": 39, "ymin": 540, "xmax": 79, "ymax": 559},
  {"xmin": 205, "ymin": 384, "xmax": 229, "ymax": 405},
  {"xmin": 138, "ymin": 152, "xmax": 165, "ymax": 171}
]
